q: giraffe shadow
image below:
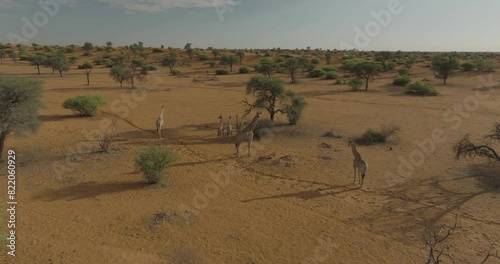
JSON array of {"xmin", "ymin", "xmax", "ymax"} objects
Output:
[{"xmin": 241, "ymin": 184, "xmax": 360, "ymax": 202}]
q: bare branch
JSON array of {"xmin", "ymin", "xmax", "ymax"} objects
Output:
[
  {"xmin": 484, "ymin": 123, "xmax": 500, "ymax": 142},
  {"xmin": 454, "ymin": 135, "xmax": 500, "ymax": 161}
]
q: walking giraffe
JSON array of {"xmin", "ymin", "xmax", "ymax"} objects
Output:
[
  {"xmin": 156, "ymin": 106, "xmax": 164, "ymax": 138},
  {"xmin": 235, "ymin": 112, "xmax": 261, "ymax": 157},
  {"xmin": 348, "ymin": 141, "xmax": 368, "ymax": 186}
]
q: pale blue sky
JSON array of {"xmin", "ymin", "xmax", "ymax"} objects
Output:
[{"xmin": 0, "ymin": 0, "xmax": 498, "ymax": 51}]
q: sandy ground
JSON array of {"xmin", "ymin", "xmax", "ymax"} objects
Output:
[{"xmin": 0, "ymin": 49, "xmax": 499, "ymax": 264}]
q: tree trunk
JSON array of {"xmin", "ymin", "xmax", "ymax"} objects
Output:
[
  {"xmin": 443, "ymin": 76, "xmax": 447, "ymax": 85},
  {"xmin": 59, "ymin": 70, "xmax": 63, "ymax": 77},
  {"xmin": 270, "ymin": 111, "xmax": 275, "ymax": 124},
  {"xmin": 365, "ymin": 79, "xmax": 369, "ymax": 91},
  {"xmin": 86, "ymin": 74, "xmax": 90, "ymax": 85},
  {"xmin": 37, "ymin": 65, "xmax": 40, "ymax": 74},
  {"xmin": 130, "ymin": 76, "xmax": 135, "ymax": 88}
]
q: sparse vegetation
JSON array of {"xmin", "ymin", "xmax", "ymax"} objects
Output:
[
  {"xmin": 215, "ymin": 68, "xmax": 229, "ymax": 75},
  {"xmin": 63, "ymin": 95, "xmax": 107, "ymax": 116},
  {"xmin": 432, "ymin": 54, "xmax": 459, "ymax": 85},
  {"xmin": 79, "ymin": 62, "xmax": 93, "ymax": 85},
  {"xmin": 461, "ymin": 62, "xmax": 475, "ymax": 71},
  {"xmin": 135, "ymin": 145, "xmax": 178, "ymax": 184},
  {"xmin": 354, "ymin": 126, "xmax": 399, "ymax": 145},
  {"xmin": 348, "ymin": 78, "xmax": 364, "ymax": 91},
  {"xmin": 239, "ymin": 66, "xmax": 250, "ymax": 74},
  {"xmin": 407, "ymin": 81, "xmax": 438, "ymax": 96},
  {"xmin": 308, "ymin": 69, "xmax": 326, "ymax": 78},
  {"xmin": 398, "ymin": 67, "xmax": 410, "ymax": 76},
  {"xmin": 0, "ymin": 75, "xmax": 43, "ymax": 161},
  {"xmin": 393, "ymin": 75, "xmax": 411, "ymax": 86}
]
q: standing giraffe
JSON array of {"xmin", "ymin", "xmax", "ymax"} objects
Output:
[
  {"xmin": 217, "ymin": 115, "xmax": 226, "ymax": 138},
  {"xmin": 235, "ymin": 115, "xmax": 242, "ymax": 133},
  {"xmin": 156, "ymin": 106, "xmax": 164, "ymax": 138},
  {"xmin": 227, "ymin": 116, "xmax": 233, "ymax": 136},
  {"xmin": 348, "ymin": 141, "xmax": 368, "ymax": 186},
  {"xmin": 235, "ymin": 112, "xmax": 261, "ymax": 157}
]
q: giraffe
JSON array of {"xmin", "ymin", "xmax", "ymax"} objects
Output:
[
  {"xmin": 156, "ymin": 106, "xmax": 164, "ymax": 138},
  {"xmin": 348, "ymin": 141, "xmax": 368, "ymax": 186},
  {"xmin": 235, "ymin": 112, "xmax": 261, "ymax": 157},
  {"xmin": 235, "ymin": 115, "xmax": 242, "ymax": 133},
  {"xmin": 227, "ymin": 115, "xmax": 233, "ymax": 136},
  {"xmin": 217, "ymin": 115, "xmax": 226, "ymax": 138}
]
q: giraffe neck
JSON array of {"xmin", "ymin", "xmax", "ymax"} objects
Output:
[
  {"xmin": 219, "ymin": 118, "xmax": 223, "ymax": 126},
  {"xmin": 159, "ymin": 108, "xmax": 164, "ymax": 120},
  {"xmin": 242, "ymin": 115, "xmax": 259, "ymax": 132},
  {"xmin": 352, "ymin": 144, "xmax": 361, "ymax": 159}
]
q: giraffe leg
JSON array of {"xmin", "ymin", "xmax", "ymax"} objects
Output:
[
  {"xmin": 248, "ymin": 137, "xmax": 253, "ymax": 157},
  {"xmin": 353, "ymin": 163, "xmax": 357, "ymax": 184},
  {"xmin": 235, "ymin": 143, "xmax": 240, "ymax": 157}
]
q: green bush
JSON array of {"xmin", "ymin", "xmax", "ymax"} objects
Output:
[
  {"xmin": 322, "ymin": 66, "xmax": 337, "ymax": 72},
  {"xmin": 135, "ymin": 145, "xmax": 178, "ymax": 184},
  {"xmin": 276, "ymin": 56, "xmax": 285, "ymax": 63},
  {"xmin": 324, "ymin": 71, "xmax": 339, "ymax": 80},
  {"xmin": 461, "ymin": 62, "xmax": 475, "ymax": 71},
  {"xmin": 152, "ymin": 48, "xmax": 163, "ymax": 53},
  {"xmin": 284, "ymin": 92, "xmax": 307, "ymax": 125},
  {"xmin": 354, "ymin": 126, "xmax": 399, "ymax": 145},
  {"xmin": 215, "ymin": 68, "xmax": 229, "ymax": 75},
  {"xmin": 308, "ymin": 69, "xmax": 326, "ymax": 78},
  {"xmin": 311, "ymin": 58, "xmax": 320, "ymax": 64},
  {"xmin": 197, "ymin": 53, "xmax": 208, "ymax": 60},
  {"xmin": 406, "ymin": 81, "xmax": 438, "ymax": 96},
  {"xmin": 393, "ymin": 75, "xmax": 411, "ymax": 86},
  {"xmin": 171, "ymin": 69, "xmax": 181, "ymax": 76},
  {"xmin": 63, "ymin": 95, "xmax": 107, "ymax": 116},
  {"xmin": 239, "ymin": 66, "xmax": 250, "ymax": 74},
  {"xmin": 208, "ymin": 62, "xmax": 216, "ymax": 67},
  {"xmin": 398, "ymin": 67, "xmax": 410, "ymax": 76},
  {"xmin": 348, "ymin": 78, "xmax": 364, "ymax": 90}
]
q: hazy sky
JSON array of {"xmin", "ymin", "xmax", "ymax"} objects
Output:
[{"xmin": 0, "ymin": 0, "xmax": 498, "ymax": 51}]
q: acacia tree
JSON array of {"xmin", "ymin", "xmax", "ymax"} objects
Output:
[
  {"xmin": 129, "ymin": 59, "xmax": 157, "ymax": 88},
  {"xmin": 109, "ymin": 66, "xmax": 131, "ymax": 88},
  {"xmin": 53, "ymin": 56, "xmax": 69, "ymax": 77},
  {"xmin": 236, "ymin": 50, "xmax": 245, "ymax": 65},
  {"xmin": 285, "ymin": 58, "xmax": 300, "ymax": 84},
  {"xmin": 29, "ymin": 54, "xmax": 47, "ymax": 75},
  {"xmin": 80, "ymin": 62, "xmax": 93, "ymax": 85},
  {"xmin": 83, "ymin": 42, "xmax": 94, "ymax": 52},
  {"xmin": 432, "ymin": 54, "xmax": 459, "ymax": 85},
  {"xmin": 257, "ymin": 58, "xmax": 276, "ymax": 78},
  {"xmin": 298, "ymin": 56, "xmax": 310, "ymax": 76},
  {"xmin": 375, "ymin": 51, "xmax": 393, "ymax": 71},
  {"xmin": 243, "ymin": 76, "xmax": 306, "ymax": 124},
  {"xmin": 0, "ymin": 75, "xmax": 43, "ymax": 161},
  {"xmin": 325, "ymin": 51, "xmax": 333, "ymax": 65},
  {"xmin": 160, "ymin": 53, "xmax": 177, "ymax": 73},
  {"xmin": 350, "ymin": 61, "xmax": 381, "ymax": 90},
  {"xmin": 220, "ymin": 55, "xmax": 239, "ymax": 72},
  {"xmin": 184, "ymin": 43, "xmax": 193, "ymax": 58}
]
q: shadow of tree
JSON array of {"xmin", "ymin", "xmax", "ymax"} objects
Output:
[
  {"xmin": 353, "ymin": 163, "xmax": 500, "ymax": 241},
  {"xmin": 35, "ymin": 181, "xmax": 148, "ymax": 201}
]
